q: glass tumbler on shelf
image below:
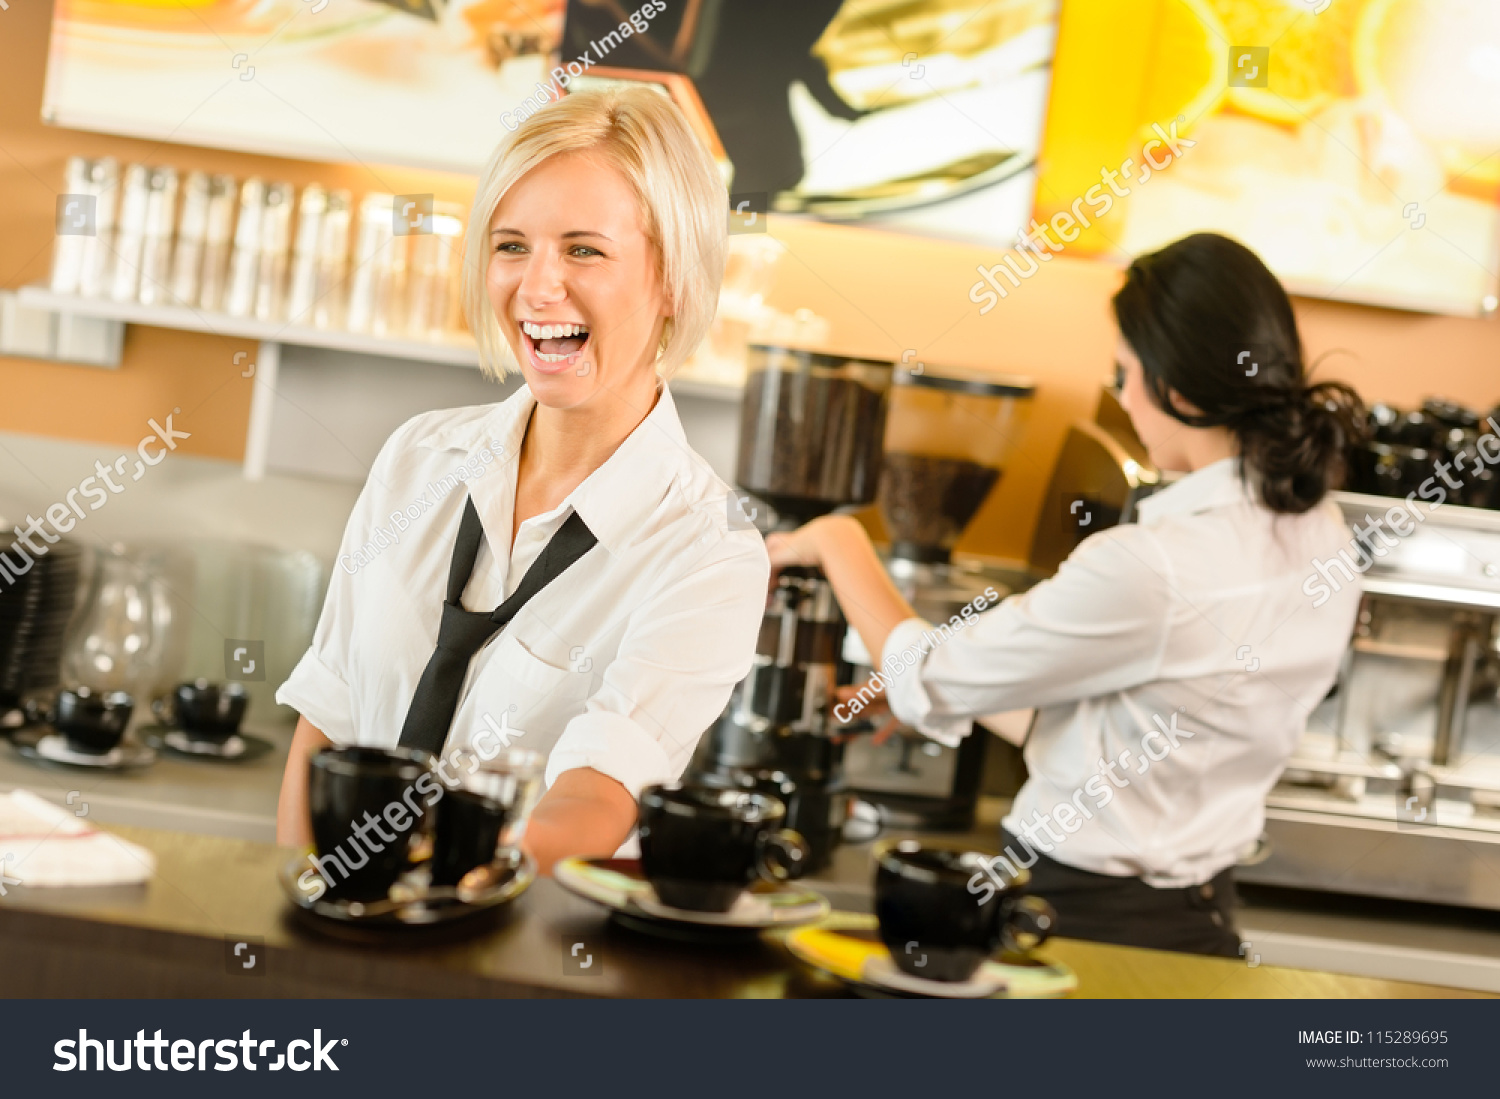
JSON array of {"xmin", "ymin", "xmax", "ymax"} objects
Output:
[
  {"xmin": 254, "ymin": 182, "xmax": 295, "ymax": 322},
  {"xmin": 312, "ymin": 189, "xmax": 352, "ymax": 330},
  {"xmin": 285, "ymin": 183, "xmax": 326, "ymax": 326},
  {"xmin": 77, "ymin": 157, "xmax": 120, "ymax": 300},
  {"xmin": 108, "ymin": 164, "xmax": 151, "ymax": 304},
  {"xmin": 370, "ymin": 197, "xmax": 409, "ymax": 340},
  {"xmin": 224, "ymin": 177, "xmax": 265, "ymax": 318},
  {"xmin": 137, "ymin": 166, "xmax": 179, "ymax": 307},
  {"xmin": 60, "ymin": 545, "xmax": 166, "ymax": 703},
  {"xmin": 346, "ymin": 193, "xmax": 401, "ymax": 335},
  {"xmin": 169, "ymin": 170, "xmax": 210, "ymax": 307},
  {"xmin": 198, "ymin": 174, "xmax": 238, "ymax": 312},
  {"xmin": 50, "ymin": 156, "xmax": 91, "ymax": 295},
  {"xmin": 406, "ymin": 201, "xmax": 465, "ymax": 341}
]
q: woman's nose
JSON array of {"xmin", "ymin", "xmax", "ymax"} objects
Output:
[{"xmin": 517, "ymin": 249, "xmax": 567, "ymax": 308}]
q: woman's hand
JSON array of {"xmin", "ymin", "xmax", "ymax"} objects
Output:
[
  {"xmin": 766, "ymin": 513, "xmax": 913, "ymax": 667},
  {"xmin": 834, "ymin": 682, "xmax": 903, "ymax": 744},
  {"xmin": 763, "ymin": 514, "xmax": 921, "ymax": 735},
  {"xmin": 764, "ymin": 514, "xmax": 871, "ymax": 576},
  {"xmin": 764, "ymin": 517, "xmax": 828, "ymax": 573},
  {"xmin": 520, "ymin": 767, "xmax": 637, "ymax": 876}
]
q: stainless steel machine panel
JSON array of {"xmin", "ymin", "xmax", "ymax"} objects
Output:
[{"xmin": 1251, "ymin": 493, "xmax": 1500, "ymax": 911}]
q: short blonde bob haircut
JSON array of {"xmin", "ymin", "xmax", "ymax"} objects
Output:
[{"xmin": 462, "ymin": 86, "xmax": 728, "ymax": 381}]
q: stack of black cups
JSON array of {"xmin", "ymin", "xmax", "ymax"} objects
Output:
[
  {"xmin": 1347, "ymin": 398, "xmax": 1500, "ymax": 509},
  {"xmin": 0, "ymin": 534, "xmax": 83, "ymax": 719}
]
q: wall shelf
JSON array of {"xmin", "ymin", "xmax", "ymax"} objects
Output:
[
  {"xmin": 15, "ymin": 285, "xmax": 745, "ymax": 479},
  {"xmin": 19, "ymin": 284, "xmax": 505, "ymax": 368}
]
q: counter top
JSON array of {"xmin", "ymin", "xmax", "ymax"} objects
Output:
[
  {"xmin": 6, "ymin": 749, "xmax": 1500, "ymax": 994},
  {"xmin": 0, "ymin": 724, "xmax": 289, "ymax": 842},
  {"xmin": 0, "ymin": 825, "xmax": 1485, "ymax": 999}
]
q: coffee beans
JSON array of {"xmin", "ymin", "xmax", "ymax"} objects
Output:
[
  {"xmin": 736, "ymin": 351, "xmax": 890, "ymax": 521},
  {"xmin": 879, "ymin": 454, "xmax": 1000, "ymax": 554}
]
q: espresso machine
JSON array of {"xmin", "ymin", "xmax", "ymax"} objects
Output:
[
  {"xmin": 1208, "ymin": 394, "xmax": 1500, "ymax": 911},
  {"xmin": 1239, "ymin": 495, "xmax": 1500, "ymax": 911},
  {"xmin": 690, "ymin": 343, "xmax": 893, "ymax": 870},
  {"xmin": 1028, "ymin": 384, "xmax": 1162, "ymax": 575}
]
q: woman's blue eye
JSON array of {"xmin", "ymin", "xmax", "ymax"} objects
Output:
[{"xmin": 493, "ymin": 243, "xmax": 599, "ymax": 257}]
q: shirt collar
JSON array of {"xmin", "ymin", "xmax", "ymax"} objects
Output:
[
  {"xmin": 413, "ymin": 381, "xmax": 691, "ymax": 558},
  {"xmin": 1135, "ymin": 457, "xmax": 1248, "ymax": 526}
]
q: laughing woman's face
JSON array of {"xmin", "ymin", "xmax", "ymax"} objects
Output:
[{"xmin": 487, "ymin": 151, "xmax": 671, "ymax": 408}]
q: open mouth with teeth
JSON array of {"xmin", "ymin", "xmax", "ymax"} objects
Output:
[{"xmin": 520, "ymin": 319, "xmax": 591, "ymax": 363}]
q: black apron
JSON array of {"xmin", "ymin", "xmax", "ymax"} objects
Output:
[
  {"xmin": 1001, "ymin": 828, "xmax": 1242, "ymax": 958},
  {"xmin": 396, "ymin": 494, "xmax": 597, "ymax": 755}
]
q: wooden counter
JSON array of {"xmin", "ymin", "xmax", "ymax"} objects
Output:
[{"xmin": 0, "ymin": 825, "xmax": 1485, "ymax": 999}]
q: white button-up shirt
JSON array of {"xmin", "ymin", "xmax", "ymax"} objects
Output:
[
  {"xmin": 882, "ymin": 457, "xmax": 1359, "ymax": 887},
  {"xmin": 276, "ymin": 382, "xmax": 770, "ymax": 798}
]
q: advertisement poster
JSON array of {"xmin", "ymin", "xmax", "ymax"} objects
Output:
[
  {"xmin": 1034, "ymin": 0, "xmax": 1500, "ymax": 316},
  {"xmin": 561, "ymin": 0, "xmax": 1061, "ymax": 248},
  {"xmin": 43, "ymin": 0, "xmax": 568, "ymax": 174}
]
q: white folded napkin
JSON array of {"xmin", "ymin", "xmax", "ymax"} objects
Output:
[{"xmin": 0, "ymin": 788, "xmax": 155, "ymax": 888}]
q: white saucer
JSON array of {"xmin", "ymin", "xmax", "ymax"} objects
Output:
[
  {"xmin": 554, "ymin": 856, "xmax": 830, "ymax": 930},
  {"xmin": 35, "ymin": 733, "xmax": 128, "ymax": 768},
  {"xmin": 10, "ymin": 727, "xmax": 156, "ymax": 771},
  {"xmin": 633, "ymin": 887, "xmax": 788, "ymax": 926},
  {"xmin": 164, "ymin": 730, "xmax": 247, "ymax": 758},
  {"xmin": 862, "ymin": 954, "xmax": 1008, "ymax": 998}
]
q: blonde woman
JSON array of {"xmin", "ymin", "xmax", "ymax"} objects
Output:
[{"xmin": 276, "ymin": 87, "xmax": 769, "ymax": 873}]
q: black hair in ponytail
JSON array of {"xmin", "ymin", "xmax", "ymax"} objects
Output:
[{"xmin": 1110, "ymin": 232, "xmax": 1364, "ymax": 515}]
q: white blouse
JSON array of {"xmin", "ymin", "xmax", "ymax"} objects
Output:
[
  {"xmin": 276, "ymin": 382, "xmax": 770, "ymax": 797},
  {"xmin": 881, "ymin": 458, "xmax": 1360, "ymax": 887}
]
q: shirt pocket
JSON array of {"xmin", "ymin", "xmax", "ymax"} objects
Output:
[{"xmin": 485, "ymin": 631, "xmax": 592, "ymax": 726}]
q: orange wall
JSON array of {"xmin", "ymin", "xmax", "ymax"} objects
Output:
[
  {"xmin": 762, "ymin": 218, "xmax": 1500, "ymax": 560},
  {"xmin": 4, "ymin": 2, "xmax": 1500, "ymax": 556}
]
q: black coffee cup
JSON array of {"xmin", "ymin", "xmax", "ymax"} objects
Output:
[
  {"xmin": 307, "ymin": 746, "xmax": 437, "ymax": 903},
  {"xmin": 703, "ymin": 767, "xmax": 859, "ymax": 874},
  {"xmin": 875, "ymin": 840, "xmax": 1056, "ymax": 982},
  {"xmin": 637, "ymin": 783, "xmax": 809, "ymax": 912},
  {"xmin": 429, "ymin": 748, "xmax": 544, "ymax": 888},
  {"xmin": 52, "ymin": 687, "xmax": 133, "ymax": 755},
  {"xmin": 152, "ymin": 679, "xmax": 249, "ymax": 743}
]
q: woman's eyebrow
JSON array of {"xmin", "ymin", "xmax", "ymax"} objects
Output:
[{"xmin": 489, "ymin": 228, "xmax": 614, "ymax": 242}]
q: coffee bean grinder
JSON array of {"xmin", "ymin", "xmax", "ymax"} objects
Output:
[
  {"xmin": 689, "ymin": 344, "xmax": 893, "ymax": 870},
  {"xmin": 839, "ymin": 364, "xmax": 1036, "ymax": 830}
]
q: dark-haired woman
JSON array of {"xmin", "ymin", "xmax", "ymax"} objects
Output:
[{"xmin": 766, "ymin": 232, "xmax": 1363, "ymax": 957}]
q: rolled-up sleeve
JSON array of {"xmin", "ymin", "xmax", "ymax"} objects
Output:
[
  {"xmin": 882, "ymin": 526, "xmax": 1175, "ymax": 742},
  {"xmin": 277, "ymin": 646, "xmax": 357, "ymax": 747},
  {"xmin": 274, "ymin": 420, "xmax": 415, "ymax": 746},
  {"xmin": 544, "ymin": 528, "xmax": 771, "ymax": 798}
]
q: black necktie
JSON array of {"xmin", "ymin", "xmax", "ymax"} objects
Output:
[{"xmin": 397, "ymin": 494, "xmax": 597, "ymax": 755}]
